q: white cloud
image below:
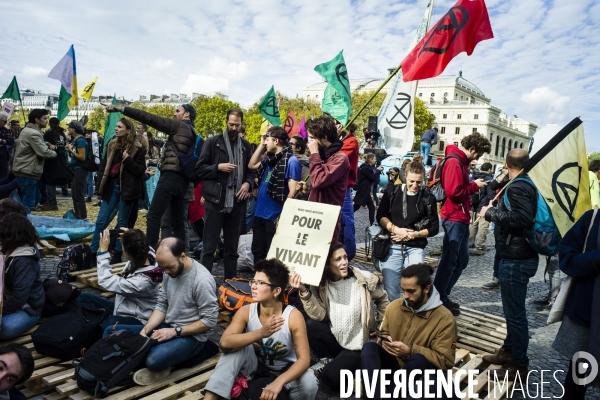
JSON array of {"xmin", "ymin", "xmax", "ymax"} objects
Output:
[
  {"xmin": 150, "ymin": 59, "xmax": 174, "ymax": 70},
  {"xmin": 180, "ymin": 74, "xmax": 229, "ymax": 96},
  {"xmin": 522, "ymin": 87, "xmax": 570, "ymax": 125},
  {"xmin": 22, "ymin": 66, "xmax": 48, "ymax": 79}
]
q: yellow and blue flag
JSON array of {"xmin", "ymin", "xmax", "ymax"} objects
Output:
[{"xmin": 48, "ymin": 45, "xmax": 78, "ymax": 120}]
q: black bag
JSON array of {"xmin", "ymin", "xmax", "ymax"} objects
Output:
[
  {"xmin": 57, "ymin": 244, "xmax": 93, "ymax": 281},
  {"xmin": 170, "ymin": 133, "xmax": 203, "ymax": 185},
  {"xmin": 73, "ymin": 329, "xmax": 154, "ymax": 398},
  {"xmin": 42, "ymin": 147, "xmax": 74, "ymax": 186},
  {"xmin": 41, "ymin": 277, "xmax": 81, "ymax": 317},
  {"xmin": 32, "ymin": 304, "xmax": 108, "ymax": 360},
  {"xmin": 426, "ymin": 154, "xmax": 464, "ymax": 202},
  {"xmin": 81, "ymin": 137, "xmax": 100, "ymax": 172},
  {"xmin": 372, "ymin": 232, "xmax": 392, "ymax": 259}
]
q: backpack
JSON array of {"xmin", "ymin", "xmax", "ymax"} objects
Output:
[
  {"xmin": 503, "ymin": 177, "xmax": 562, "ymax": 256},
  {"xmin": 218, "ymin": 279, "xmax": 296, "ymax": 311},
  {"xmin": 32, "ymin": 304, "xmax": 108, "ymax": 360},
  {"xmin": 78, "ymin": 137, "xmax": 100, "ymax": 172},
  {"xmin": 73, "ymin": 329, "xmax": 154, "ymax": 398},
  {"xmin": 426, "ymin": 154, "xmax": 464, "ymax": 202},
  {"xmin": 170, "ymin": 133, "xmax": 204, "ymax": 185},
  {"xmin": 42, "ymin": 147, "xmax": 74, "ymax": 186},
  {"xmin": 41, "ymin": 277, "xmax": 81, "ymax": 317},
  {"xmin": 57, "ymin": 244, "xmax": 93, "ymax": 282}
]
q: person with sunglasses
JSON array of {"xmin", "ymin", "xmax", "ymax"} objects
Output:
[{"xmin": 204, "ymin": 259, "xmax": 317, "ymax": 400}]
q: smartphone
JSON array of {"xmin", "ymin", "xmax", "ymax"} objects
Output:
[{"xmin": 377, "ymin": 334, "xmax": 392, "ymax": 342}]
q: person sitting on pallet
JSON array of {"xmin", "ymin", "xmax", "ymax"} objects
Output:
[
  {"xmin": 76, "ymin": 228, "xmax": 163, "ymax": 337},
  {"xmin": 203, "ymin": 259, "xmax": 318, "ymax": 400},
  {"xmin": 361, "ymin": 264, "xmax": 457, "ymax": 400},
  {"xmin": 0, "ymin": 213, "xmax": 45, "ymax": 340},
  {"xmin": 289, "ymin": 242, "xmax": 389, "ymax": 391},
  {"xmin": 0, "ymin": 344, "xmax": 34, "ymax": 400},
  {"xmin": 121, "ymin": 237, "xmax": 218, "ymax": 386}
]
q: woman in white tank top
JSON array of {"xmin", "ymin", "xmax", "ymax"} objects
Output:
[{"xmin": 204, "ymin": 259, "xmax": 317, "ymax": 400}]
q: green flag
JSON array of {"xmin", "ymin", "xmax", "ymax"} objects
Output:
[
  {"xmin": 314, "ymin": 50, "xmax": 352, "ymax": 125},
  {"xmin": 1, "ymin": 76, "xmax": 21, "ymax": 102},
  {"xmin": 103, "ymin": 96, "xmax": 121, "ymax": 157},
  {"xmin": 259, "ymin": 86, "xmax": 281, "ymax": 126}
]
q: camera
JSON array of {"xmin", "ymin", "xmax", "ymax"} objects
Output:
[{"xmin": 414, "ymin": 218, "xmax": 430, "ymax": 231}]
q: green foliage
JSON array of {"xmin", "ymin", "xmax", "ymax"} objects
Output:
[
  {"xmin": 191, "ymin": 95, "xmax": 240, "ymax": 138},
  {"xmin": 126, "ymin": 102, "xmax": 175, "ymax": 140},
  {"xmin": 349, "ymin": 91, "xmax": 386, "ymax": 143},
  {"xmin": 87, "ymin": 106, "xmax": 106, "ymax": 134},
  {"xmin": 588, "ymin": 152, "xmax": 600, "ymax": 162},
  {"xmin": 244, "ymin": 114, "xmax": 264, "ymax": 144},
  {"xmin": 414, "ymin": 97, "xmax": 436, "ymax": 142}
]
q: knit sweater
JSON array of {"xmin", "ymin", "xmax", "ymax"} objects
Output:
[{"xmin": 327, "ymin": 277, "xmax": 365, "ymax": 350}]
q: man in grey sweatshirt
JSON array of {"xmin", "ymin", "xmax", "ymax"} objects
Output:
[{"xmin": 125, "ymin": 237, "xmax": 218, "ymax": 386}]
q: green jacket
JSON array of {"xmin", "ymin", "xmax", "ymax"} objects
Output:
[{"xmin": 12, "ymin": 124, "xmax": 57, "ymax": 180}]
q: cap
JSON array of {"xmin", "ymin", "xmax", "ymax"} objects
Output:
[{"xmin": 67, "ymin": 121, "xmax": 84, "ymax": 134}]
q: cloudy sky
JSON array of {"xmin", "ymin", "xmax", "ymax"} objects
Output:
[{"xmin": 3, "ymin": 0, "xmax": 599, "ymax": 149}]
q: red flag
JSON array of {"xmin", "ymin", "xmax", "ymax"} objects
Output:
[
  {"xmin": 401, "ymin": 0, "xmax": 493, "ymax": 82},
  {"xmin": 284, "ymin": 109, "xmax": 300, "ymax": 137}
]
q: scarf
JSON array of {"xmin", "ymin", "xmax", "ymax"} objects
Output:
[
  {"xmin": 223, "ymin": 130, "xmax": 244, "ymax": 213},
  {"xmin": 318, "ymin": 140, "xmax": 343, "ymax": 162},
  {"xmin": 256, "ymin": 145, "xmax": 294, "ymax": 202}
]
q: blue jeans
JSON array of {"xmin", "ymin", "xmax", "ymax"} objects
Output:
[
  {"xmin": 433, "ymin": 219, "xmax": 470, "ymax": 304},
  {"xmin": 85, "ymin": 172, "xmax": 94, "ymax": 198},
  {"xmin": 375, "ymin": 244, "xmax": 424, "ymax": 301},
  {"xmin": 15, "ymin": 176, "xmax": 40, "ymax": 213},
  {"xmin": 499, "ymin": 257, "xmax": 538, "ymax": 366},
  {"xmin": 117, "ymin": 324, "xmax": 207, "ymax": 371},
  {"xmin": 340, "ymin": 189, "xmax": 356, "ymax": 260},
  {"xmin": 244, "ymin": 196, "xmax": 257, "ymax": 234},
  {"xmin": 420, "ymin": 142, "xmax": 431, "ymax": 165},
  {"xmin": 0, "ymin": 311, "xmax": 41, "ymax": 340},
  {"xmin": 90, "ymin": 184, "xmax": 135, "ymax": 253}
]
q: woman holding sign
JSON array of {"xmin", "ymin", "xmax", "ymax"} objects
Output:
[
  {"xmin": 290, "ymin": 242, "xmax": 389, "ymax": 391},
  {"xmin": 375, "ymin": 157, "xmax": 439, "ymax": 301}
]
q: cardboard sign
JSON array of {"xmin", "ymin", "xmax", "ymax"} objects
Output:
[
  {"xmin": 266, "ymin": 199, "xmax": 341, "ymax": 286},
  {"xmin": 1, "ymin": 102, "xmax": 14, "ymax": 119}
]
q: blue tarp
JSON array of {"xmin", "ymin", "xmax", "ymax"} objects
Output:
[{"xmin": 28, "ymin": 211, "xmax": 95, "ymax": 241}]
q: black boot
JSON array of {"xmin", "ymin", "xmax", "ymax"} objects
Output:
[{"xmin": 110, "ymin": 251, "xmax": 123, "ymax": 265}]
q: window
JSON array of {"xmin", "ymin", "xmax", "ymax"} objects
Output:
[
  {"xmin": 431, "ymin": 93, "xmax": 435, "ymax": 97},
  {"xmin": 457, "ymin": 114, "xmax": 462, "ymax": 120},
  {"xmin": 442, "ymin": 114, "xmax": 447, "ymax": 119},
  {"xmin": 441, "ymin": 127, "xmax": 446, "ymax": 134},
  {"xmin": 315, "ymin": 95, "xmax": 319, "ymax": 99},
  {"xmin": 501, "ymin": 138, "xmax": 506, "ymax": 158},
  {"xmin": 439, "ymin": 141, "xmax": 445, "ymax": 152},
  {"xmin": 472, "ymin": 128, "xmax": 478, "ymax": 132},
  {"xmin": 460, "ymin": 96, "xmax": 464, "ymax": 100},
  {"xmin": 495, "ymin": 136, "xmax": 500, "ymax": 156},
  {"xmin": 508, "ymin": 139, "xmax": 512, "ymax": 152},
  {"xmin": 418, "ymin": 93, "xmax": 422, "ymax": 97},
  {"xmin": 454, "ymin": 142, "xmax": 459, "ymax": 147},
  {"xmin": 520, "ymin": 142, "xmax": 524, "ymax": 149},
  {"xmin": 474, "ymin": 114, "xmax": 479, "ymax": 120},
  {"xmin": 455, "ymin": 127, "xmax": 460, "ymax": 135}
]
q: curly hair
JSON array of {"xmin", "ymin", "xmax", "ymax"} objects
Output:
[
  {"xmin": 305, "ymin": 116, "xmax": 338, "ymax": 143},
  {"xmin": 114, "ymin": 118, "xmax": 136, "ymax": 151},
  {"xmin": 267, "ymin": 126, "xmax": 290, "ymax": 147},
  {"xmin": 121, "ymin": 229, "xmax": 150, "ymax": 273},
  {"xmin": 0, "ymin": 213, "xmax": 38, "ymax": 255},
  {"xmin": 461, "ymin": 132, "xmax": 491, "ymax": 154}
]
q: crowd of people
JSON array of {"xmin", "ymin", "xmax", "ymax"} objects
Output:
[{"xmin": 0, "ymin": 104, "xmax": 598, "ymax": 400}]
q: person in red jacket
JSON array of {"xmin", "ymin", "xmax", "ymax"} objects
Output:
[
  {"xmin": 302, "ymin": 116, "xmax": 349, "ymax": 243},
  {"xmin": 340, "ymin": 122, "xmax": 359, "ymax": 260},
  {"xmin": 432, "ymin": 133, "xmax": 491, "ymax": 316}
]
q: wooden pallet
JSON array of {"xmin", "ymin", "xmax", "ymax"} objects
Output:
[
  {"xmin": 354, "ymin": 246, "xmax": 439, "ymax": 268},
  {"xmin": 452, "ymin": 349, "xmax": 513, "ymax": 400},
  {"xmin": 67, "ymin": 263, "xmax": 127, "ymax": 290},
  {"xmin": 455, "ymin": 307, "xmax": 506, "ymax": 355},
  {"xmin": 37, "ymin": 240, "xmax": 66, "ymax": 257}
]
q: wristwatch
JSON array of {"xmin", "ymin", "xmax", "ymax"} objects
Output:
[{"xmin": 174, "ymin": 324, "xmax": 182, "ymax": 337}]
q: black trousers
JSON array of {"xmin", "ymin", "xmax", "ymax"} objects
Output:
[
  {"xmin": 251, "ymin": 216, "xmax": 276, "ymax": 264},
  {"xmin": 72, "ymin": 168, "xmax": 88, "ymax": 219},
  {"xmin": 146, "ymin": 171, "xmax": 188, "ymax": 250},
  {"xmin": 201, "ymin": 190, "xmax": 245, "ymax": 278},
  {"xmin": 563, "ymin": 358, "xmax": 590, "ymax": 400},
  {"xmin": 354, "ymin": 196, "xmax": 375, "ymax": 225},
  {"xmin": 0, "ymin": 157, "xmax": 8, "ymax": 179},
  {"xmin": 305, "ymin": 318, "xmax": 361, "ymax": 390}
]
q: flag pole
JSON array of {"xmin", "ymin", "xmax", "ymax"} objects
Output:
[{"xmin": 345, "ymin": 64, "xmax": 402, "ymax": 129}]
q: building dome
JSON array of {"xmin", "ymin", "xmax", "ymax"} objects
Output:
[{"xmin": 455, "ymin": 71, "xmax": 485, "ymax": 97}]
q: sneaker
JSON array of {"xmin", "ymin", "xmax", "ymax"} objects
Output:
[
  {"xmin": 444, "ymin": 304, "xmax": 460, "ymax": 316},
  {"xmin": 133, "ymin": 367, "xmax": 171, "ymax": 386},
  {"xmin": 310, "ymin": 358, "xmax": 332, "ymax": 376},
  {"xmin": 94, "ymin": 201, "xmax": 102, "ymax": 207},
  {"xmin": 86, "ymin": 197, "xmax": 92, "ymax": 203},
  {"xmin": 446, "ymin": 298, "xmax": 460, "ymax": 309},
  {"xmin": 483, "ymin": 346, "xmax": 512, "ymax": 365},
  {"xmin": 40, "ymin": 204, "xmax": 59, "ymax": 211},
  {"xmin": 482, "ymin": 277, "xmax": 500, "ymax": 290}
]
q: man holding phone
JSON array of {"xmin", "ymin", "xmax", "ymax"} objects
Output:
[{"xmin": 361, "ymin": 264, "xmax": 457, "ymax": 399}]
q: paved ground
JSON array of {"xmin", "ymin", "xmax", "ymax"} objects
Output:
[{"xmin": 38, "ymin": 205, "xmax": 600, "ymax": 399}]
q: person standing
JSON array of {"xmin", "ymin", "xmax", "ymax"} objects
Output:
[
  {"xmin": 469, "ymin": 162, "xmax": 494, "ymax": 250},
  {"xmin": 339, "ymin": 123, "xmax": 359, "ymax": 260},
  {"xmin": 103, "ymin": 103, "xmax": 197, "ymax": 250},
  {"xmin": 195, "ymin": 108, "xmax": 254, "ymax": 278},
  {"xmin": 65, "ymin": 121, "xmax": 89, "ymax": 219},
  {"xmin": 432, "ymin": 133, "xmax": 490, "ymax": 316},
  {"xmin": 0, "ymin": 113, "xmax": 15, "ymax": 179},
  {"xmin": 42, "ymin": 117, "xmax": 68, "ymax": 210},
  {"xmin": 11, "ymin": 109, "xmax": 56, "ymax": 213},
  {"xmin": 290, "ymin": 136, "xmax": 310, "ymax": 182},
  {"xmin": 479, "ymin": 149, "xmax": 539, "ymax": 379},
  {"xmin": 588, "ymin": 160, "xmax": 600, "ymax": 208},
  {"xmin": 353, "ymin": 154, "xmax": 381, "ymax": 225},
  {"xmin": 419, "ymin": 127, "xmax": 438, "ymax": 166},
  {"xmin": 248, "ymin": 126, "xmax": 301, "ymax": 264}
]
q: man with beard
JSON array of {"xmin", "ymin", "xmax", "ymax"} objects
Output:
[
  {"xmin": 248, "ymin": 126, "xmax": 301, "ymax": 264},
  {"xmin": 124, "ymin": 237, "xmax": 218, "ymax": 385},
  {"xmin": 195, "ymin": 108, "xmax": 254, "ymax": 278},
  {"xmin": 361, "ymin": 264, "xmax": 457, "ymax": 399}
]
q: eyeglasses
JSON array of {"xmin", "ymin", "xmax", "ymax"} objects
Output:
[
  {"xmin": 263, "ymin": 133, "xmax": 271, "ymax": 138},
  {"xmin": 249, "ymin": 279, "xmax": 277, "ymax": 288}
]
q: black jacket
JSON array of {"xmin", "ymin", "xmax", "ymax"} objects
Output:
[
  {"xmin": 470, "ymin": 171, "xmax": 494, "ymax": 212},
  {"xmin": 485, "ymin": 177, "xmax": 538, "ymax": 259},
  {"xmin": 195, "ymin": 133, "xmax": 255, "ymax": 204},
  {"xmin": 354, "ymin": 163, "xmax": 380, "ymax": 206},
  {"xmin": 0, "ymin": 127, "xmax": 15, "ymax": 159},
  {"xmin": 3, "ymin": 247, "xmax": 45, "ymax": 316}
]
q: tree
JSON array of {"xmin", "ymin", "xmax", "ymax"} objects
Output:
[
  {"xmin": 244, "ymin": 114, "xmax": 264, "ymax": 144},
  {"xmin": 589, "ymin": 152, "xmax": 600, "ymax": 162},
  {"xmin": 126, "ymin": 102, "xmax": 175, "ymax": 140},
  {"xmin": 191, "ymin": 95, "xmax": 240, "ymax": 138},
  {"xmin": 413, "ymin": 97, "xmax": 436, "ymax": 142},
  {"xmin": 87, "ymin": 106, "xmax": 106, "ymax": 133}
]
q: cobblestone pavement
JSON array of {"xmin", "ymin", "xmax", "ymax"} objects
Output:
[{"xmin": 39, "ymin": 206, "xmax": 600, "ymax": 399}]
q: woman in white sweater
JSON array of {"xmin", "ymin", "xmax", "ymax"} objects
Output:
[
  {"xmin": 76, "ymin": 228, "xmax": 163, "ymax": 337},
  {"xmin": 290, "ymin": 242, "xmax": 389, "ymax": 390}
]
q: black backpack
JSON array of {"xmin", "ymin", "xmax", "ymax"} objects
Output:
[
  {"xmin": 80, "ymin": 137, "xmax": 100, "ymax": 172},
  {"xmin": 42, "ymin": 147, "xmax": 74, "ymax": 186},
  {"xmin": 73, "ymin": 329, "xmax": 154, "ymax": 398},
  {"xmin": 170, "ymin": 132, "xmax": 204, "ymax": 185},
  {"xmin": 426, "ymin": 154, "xmax": 464, "ymax": 202},
  {"xmin": 32, "ymin": 304, "xmax": 108, "ymax": 360},
  {"xmin": 57, "ymin": 244, "xmax": 93, "ymax": 281}
]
